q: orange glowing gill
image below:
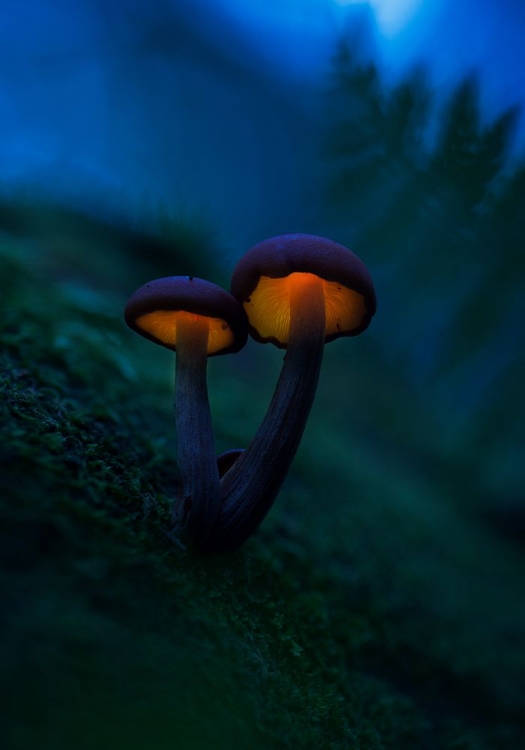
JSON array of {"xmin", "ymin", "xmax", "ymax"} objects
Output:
[
  {"xmin": 136, "ymin": 309, "xmax": 233, "ymax": 355},
  {"xmin": 242, "ymin": 272, "xmax": 367, "ymax": 344}
]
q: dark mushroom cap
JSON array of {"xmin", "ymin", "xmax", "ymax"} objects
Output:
[
  {"xmin": 216, "ymin": 448, "xmax": 244, "ymax": 478},
  {"xmin": 124, "ymin": 276, "xmax": 248, "ymax": 355},
  {"xmin": 230, "ymin": 234, "xmax": 376, "ymax": 347}
]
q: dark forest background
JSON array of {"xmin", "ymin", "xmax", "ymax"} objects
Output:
[{"xmin": 1, "ymin": 3, "xmax": 524, "ymax": 748}]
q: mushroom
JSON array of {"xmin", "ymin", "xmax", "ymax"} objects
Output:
[
  {"xmin": 124, "ymin": 276, "xmax": 248, "ymax": 548},
  {"xmin": 207, "ymin": 234, "xmax": 376, "ymax": 553},
  {"xmin": 217, "ymin": 448, "xmax": 244, "ymax": 478}
]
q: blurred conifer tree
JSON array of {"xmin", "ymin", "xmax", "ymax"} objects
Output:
[{"xmin": 322, "ymin": 40, "xmax": 524, "ymax": 512}]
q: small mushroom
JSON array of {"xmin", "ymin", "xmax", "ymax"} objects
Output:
[
  {"xmin": 124, "ymin": 276, "xmax": 248, "ymax": 548},
  {"xmin": 207, "ymin": 234, "xmax": 376, "ymax": 553},
  {"xmin": 217, "ymin": 448, "xmax": 244, "ymax": 478}
]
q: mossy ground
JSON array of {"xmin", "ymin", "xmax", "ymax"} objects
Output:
[{"xmin": 1, "ymin": 212, "xmax": 524, "ymax": 749}]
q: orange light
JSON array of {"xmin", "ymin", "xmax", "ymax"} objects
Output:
[
  {"xmin": 242, "ymin": 272, "xmax": 367, "ymax": 344},
  {"xmin": 136, "ymin": 310, "xmax": 233, "ymax": 355}
]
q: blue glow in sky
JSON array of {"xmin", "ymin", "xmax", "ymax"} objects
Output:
[
  {"xmin": 1, "ymin": 0, "xmax": 524, "ymax": 244},
  {"xmin": 216, "ymin": 0, "xmax": 525, "ymax": 131},
  {"xmin": 334, "ymin": 0, "xmax": 423, "ymax": 37}
]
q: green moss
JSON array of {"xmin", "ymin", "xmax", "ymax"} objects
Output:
[{"xmin": 1, "ymin": 222, "xmax": 524, "ymax": 749}]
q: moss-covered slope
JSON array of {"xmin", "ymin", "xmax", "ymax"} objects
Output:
[{"xmin": 1, "ymin": 223, "xmax": 524, "ymax": 750}]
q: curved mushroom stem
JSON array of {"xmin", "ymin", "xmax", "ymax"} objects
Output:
[
  {"xmin": 173, "ymin": 313, "xmax": 220, "ymax": 548},
  {"xmin": 206, "ymin": 275, "xmax": 326, "ymax": 553}
]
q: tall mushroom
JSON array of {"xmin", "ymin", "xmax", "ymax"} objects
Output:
[
  {"xmin": 206, "ymin": 234, "xmax": 376, "ymax": 553},
  {"xmin": 124, "ymin": 276, "xmax": 248, "ymax": 548}
]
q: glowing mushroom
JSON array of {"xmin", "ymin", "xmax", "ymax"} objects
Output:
[
  {"xmin": 207, "ymin": 234, "xmax": 376, "ymax": 553},
  {"xmin": 124, "ymin": 276, "xmax": 248, "ymax": 548}
]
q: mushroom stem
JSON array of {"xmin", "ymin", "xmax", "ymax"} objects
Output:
[
  {"xmin": 207, "ymin": 275, "xmax": 326, "ymax": 553},
  {"xmin": 173, "ymin": 313, "xmax": 220, "ymax": 547}
]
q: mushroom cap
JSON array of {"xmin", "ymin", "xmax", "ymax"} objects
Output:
[
  {"xmin": 124, "ymin": 276, "xmax": 248, "ymax": 355},
  {"xmin": 216, "ymin": 448, "xmax": 244, "ymax": 478},
  {"xmin": 230, "ymin": 234, "xmax": 376, "ymax": 347}
]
